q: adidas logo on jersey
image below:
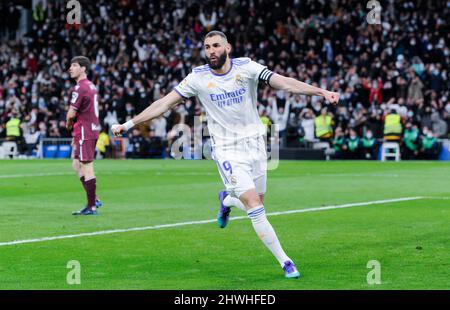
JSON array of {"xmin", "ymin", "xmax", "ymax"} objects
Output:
[{"xmin": 91, "ymin": 123, "xmax": 101, "ymax": 131}]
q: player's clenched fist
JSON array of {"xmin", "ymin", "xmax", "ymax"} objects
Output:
[
  {"xmin": 324, "ymin": 91, "xmax": 340, "ymax": 105},
  {"xmin": 111, "ymin": 124, "xmax": 125, "ymax": 137}
]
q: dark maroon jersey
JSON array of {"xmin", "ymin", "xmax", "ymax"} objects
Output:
[{"xmin": 69, "ymin": 79, "xmax": 100, "ymax": 140}]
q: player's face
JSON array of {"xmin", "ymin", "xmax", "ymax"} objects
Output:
[
  {"xmin": 204, "ymin": 36, "xmax": 230, "ymax": 70},
  {"xmin": 69, "ymin": 62, "xmax": 83, "ymax": 79}
]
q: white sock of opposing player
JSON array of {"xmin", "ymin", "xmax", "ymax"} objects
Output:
[
  {"xmin": 223, "ymin": 195, "xmax": 247, "ymax": 212},
  {"xmin": 247, "ymin": 205, "xmax": 291, "ymax": 267}
]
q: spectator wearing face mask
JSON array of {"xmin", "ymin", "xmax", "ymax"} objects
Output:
[
  {"xmin": 407, "ymin": 74, "xmax": 424, "ymax": 103},
  {"xmin": 332, "ymin": 126, "xmax": 346, "ymax": 159},
  {"xmin": 269, "ymin": 95, "xmax": 291, "ymax": 147},
  {"xmin": 345, "ymin": 128, "xmax": 360, "ymax": 159},
  {"xmin": 419, "ymin": 127, "xmax": 439, "ymax": 160},
  {"xmin": 362, "ymin": 77, "xmax": 384, "ymax": 105},
  {"xmin": 299, "ymin": 108, "xmax": 315, "ymax": 144},
  {"xmin": 126, "ymin": 128, "xmax": 149, "ymax": 159},
  {"xmin": 23, "ymin": 122, "xmax": 41, "ymax": 156},
  {"xmin": 402, "ymin": 122, "xmax": 420, "ymax": 160},
  {"xmin": 431, "ymin": 111, "xmax": 448, "ymax": 138},
  {"xmin": 361, "ymin": 129, "xmax": 377, "ymax": 160}
]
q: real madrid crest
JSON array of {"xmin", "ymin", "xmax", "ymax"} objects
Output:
[{"xmin": 235, "ymin": 74, "xmax": 245, "ymax": 87}]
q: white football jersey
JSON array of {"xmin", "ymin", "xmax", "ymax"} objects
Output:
[{"xmin": 174, "ymin": 57, "xmax": 273, "ymax": 146}]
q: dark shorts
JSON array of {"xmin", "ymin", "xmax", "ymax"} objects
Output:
[{"xmin": 74, "ymin": 138, "xmax": 97, "ymax": 162}]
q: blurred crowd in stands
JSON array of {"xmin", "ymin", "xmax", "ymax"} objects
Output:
[{"xmin": 0, "ymin": 0, "xmax": 448, "ymax": 159}]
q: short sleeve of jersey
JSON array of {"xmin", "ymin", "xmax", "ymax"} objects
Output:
[
  {"xmin": 174, "ymin": 73, "xmax": 198, "ymax": 99},
  {"xmin": 70, "ymin": 87, "xmax": 85, "ymax": 110},
  {"xmin": 247, "ymin": 60, "xmax": 274, "ymax": 86}
]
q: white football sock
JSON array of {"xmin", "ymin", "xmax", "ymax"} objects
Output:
[
  {"xmin": 223, "ymin": 195, "xmax": 247, "ymax": 212},
  {"xmin": 247, "ymin": 205, "xmax": 291, "ymax": 267}
]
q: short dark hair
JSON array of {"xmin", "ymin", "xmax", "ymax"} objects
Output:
[
  {"xmin": 70, "ymin": 56, "xmax": 91, "ymax": 72},
  {"xmin": 204, "ymin": 30, "xmax": 228, "ymax": 42}
]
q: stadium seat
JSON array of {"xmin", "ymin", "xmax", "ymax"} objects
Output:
[
  {"xmin": 1, "ymin": 142, "xmax": 19, "ymax": 159},
  {"xmin": 381, "ymin": 142, "xmax": 401, "ymax": 162},
  {"xmin": 313, "ymin": 142, "xmax": 332, "ymax": 160}
]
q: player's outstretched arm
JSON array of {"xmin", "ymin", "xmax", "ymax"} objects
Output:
[
  {"xmin": 269, "ymin": 73, "xmax": 340, "ymax": 104},
  {"xmin": 112, "ymin": 90, "xmax": 183, "ymax": 136}
]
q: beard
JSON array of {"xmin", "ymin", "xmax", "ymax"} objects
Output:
[{"xmin": 206, "ymin": 51, "xmax": 228, "ymax": 70}]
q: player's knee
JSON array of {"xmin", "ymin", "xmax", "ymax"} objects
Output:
[
  {"xmin": 71, "ymin": 160, "xmax": 80, "ymax": 173},
  {"xmin": 241, "ymin": 193, "xmax": 262, "ymax": 209},
  {"xmin": 80, "ymin": 161, "xmax": 95, "ymax": 178}
]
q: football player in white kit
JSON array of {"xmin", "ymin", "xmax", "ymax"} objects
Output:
[{"xmin": 112, "ymin": 31, "xmax": 339, "ymax": 279}]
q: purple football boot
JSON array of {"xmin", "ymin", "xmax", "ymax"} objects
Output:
[
  {"xmin": 283, "ymin": 261, "xmax": 300, "ymax": 279},
  {"xmin": 217, "ymin": 191, "xmax": 231, "ymax": 228}
]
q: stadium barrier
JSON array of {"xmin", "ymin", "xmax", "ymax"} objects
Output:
[
  {"xmin": 438, "ymin": 139, "xmax": 450, "ymax": 160},
  {"xmin": 279, "ymin": 148, "xmax": 326, "ymax": 160},
  {"xmin": 39, "ymin": 138, "xmax": 73, "ymax": 159},
  {"xmin": 38, "ymin": 138, "xmax": 127, "ymax": 159},
  {"xmin": 1, "ymin": 138, "xmax": 449, "ymax": 161}
]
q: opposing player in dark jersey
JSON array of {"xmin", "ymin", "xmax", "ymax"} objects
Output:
[{"xmin": 66, "ymin": 56, "xmax": 102, "ymax": 215}]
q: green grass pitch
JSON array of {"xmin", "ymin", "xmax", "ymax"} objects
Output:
[{"xmin": 0, "ymin": 159, "xmax": 449, "ymax": 289}]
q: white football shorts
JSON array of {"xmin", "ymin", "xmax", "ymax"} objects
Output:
[{"xmin": 211, "ymin": 135, "xmax": 267, "ymax": 198}]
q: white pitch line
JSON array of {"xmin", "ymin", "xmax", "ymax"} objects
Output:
[
  {"xmin": 421, "ymin": 196, "xmax": 450, "ymax": 200},
  {"xmin": 0, "ymin": 171, "xmax": 216, "ymax": 179},
  {"xmin": 0, "ymin": 196, "xmax": 425, "ymax": 247},
  {"xmin": 316, "ymin": 173, "xmax": 400, "ymax": 178},
  {"xmin": 0, "ymin": 172, "xmax": 74, "ymax": 179}
]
